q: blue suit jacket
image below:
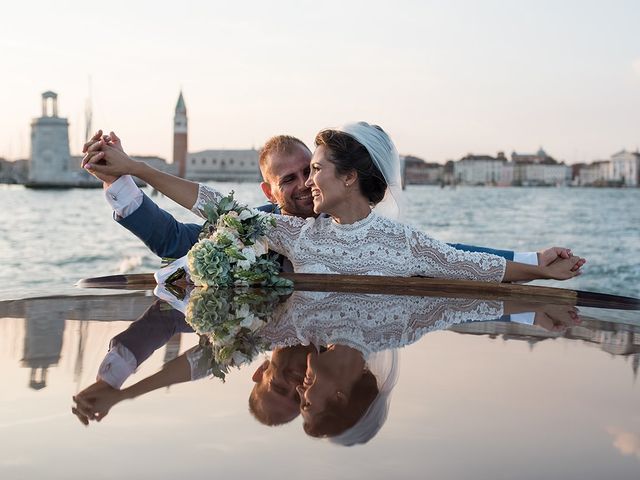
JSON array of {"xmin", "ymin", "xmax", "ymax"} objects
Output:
[{"xmin": 117, "ymin": 193, "xmax": 516, "ymax": 261}]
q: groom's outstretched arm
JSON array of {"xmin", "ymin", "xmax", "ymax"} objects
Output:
[
  {"xmin": 118, "ymin": 193, "xmax": 201, "ymax": 259},
  {"xmin": 447, "ymin": 243, "xmax": 518, "ymax": 261},
  {"xmin": 105, "ymin": 175, "xmax": 201, "ymax": 258},
  {"xmin": 106, "ymin": 175, "xmax": 278, "ymax": 259}
]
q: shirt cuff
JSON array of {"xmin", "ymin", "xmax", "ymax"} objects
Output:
[
  {"xmin": 97, "ymin": 343, "xmax": 138, "ymax": 389},
  {"xmin": 105, "ymin": 175, "xmax": 144, "ymax": 218},
  {"xmin": 514, "ymin": 251, "xmax": 538, "ymax": 265},
  {"xmin": 510, "ymin": 312, "xmax": 536, "ymax": 325}
]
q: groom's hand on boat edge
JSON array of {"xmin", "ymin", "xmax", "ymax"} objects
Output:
[{"xmin": 538, "ymin": 247, "xmax": 586, "ymax": 272}]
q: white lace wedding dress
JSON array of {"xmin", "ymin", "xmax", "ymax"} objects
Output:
[{"xmin": 189, "ymin": 184, "xmax": 506, "ymax": 282}]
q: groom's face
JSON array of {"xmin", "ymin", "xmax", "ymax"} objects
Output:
[{"xmin": 261, "ymin": 143, "xmax": 315, "ymax": 218}]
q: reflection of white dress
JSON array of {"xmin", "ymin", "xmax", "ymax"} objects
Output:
[
  {"xmin": 261, "ymin": 291, "xmax": 504, "ymax": 356},
  {"xmin": 193, "ymin": 185, "xmax": 506, "ymax": 282}
]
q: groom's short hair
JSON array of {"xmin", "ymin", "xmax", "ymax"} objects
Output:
[{"xmin": 259, "ymin": 135, "xmax": 310, "ymax": 176}]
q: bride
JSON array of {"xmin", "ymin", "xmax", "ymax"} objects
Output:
[{"xmin": 82, "ymin": 122, "xmax": 583, "ymax": 282}]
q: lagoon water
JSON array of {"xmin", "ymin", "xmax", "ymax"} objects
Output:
[
  {"xmin": 1, "ymin": 183, "xmax": 639, "ymax": 479},
  {"xmin": 1, "ymin": 183, "xmax": 639, "ymax": 300}
]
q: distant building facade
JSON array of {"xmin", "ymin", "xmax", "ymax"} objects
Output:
[
  {"xmin": 610, "ymin": 150, "xmax": 640, "ymax": 187},
  {"xmin": 453, "ymin": 152, "xmax": 509, "ymax": 185},
  {"xmin": 403, "ymin": 155, "xmax": 443, "ymax": 185},
  {"xmin": 511, "ymin": 148, "xmax": 570, "ymax": 186},
  {"xmin": 186, "ymin": 149, "xmax": 261, "ymax": 182},
  {"xmin": 0, "ymin": 158, "xmax": 28, "ymax": 184}
]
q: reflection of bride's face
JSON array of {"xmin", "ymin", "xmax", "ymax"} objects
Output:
[{"xmin": 296, "ymin": 351, "xmax": 341, "ymax": 418}]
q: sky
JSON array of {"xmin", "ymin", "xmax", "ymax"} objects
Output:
[{"xmin": 1, "ymin": 0, "xmax": 639, "ymax": 164}]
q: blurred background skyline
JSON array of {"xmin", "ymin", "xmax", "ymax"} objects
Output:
[{"xmin": 1, "ymin": 0, "xmax": 639, "ymax": 164}]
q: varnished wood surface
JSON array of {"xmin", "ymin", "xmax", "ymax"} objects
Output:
[{"xmin": 76, "ymin": 273, "xmax": 640, "ymax": 310}]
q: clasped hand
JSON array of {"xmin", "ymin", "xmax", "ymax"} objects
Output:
[{"xmin": 81, "ymin": 130, "xmax": 138, "ymax": 183}]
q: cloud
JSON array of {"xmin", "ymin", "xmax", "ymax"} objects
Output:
[{"xmin": 607, "ymin": 426, "xmax": 640, "ymax": 460}]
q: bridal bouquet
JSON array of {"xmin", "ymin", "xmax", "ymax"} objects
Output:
[
  {"xmin": 164, "ymin": 192, "xmax": 292, "ymax": 289},
  {"xmin": 186, "ymin": 287, "xmax": 291, "ymax": 381}
]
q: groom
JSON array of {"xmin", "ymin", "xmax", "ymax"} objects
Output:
[{"xmin": 83, "ymin": 130, "xmax": 575, "ymax": 268}]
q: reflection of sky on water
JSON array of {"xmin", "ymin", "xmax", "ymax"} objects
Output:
[{"xmin": 0, "ymin": 293, "xmax": 639, "ymax": 479}]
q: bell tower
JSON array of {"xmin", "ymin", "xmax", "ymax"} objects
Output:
[{"xmin": 173, "ymin": 91, "xmax": 188, "ymax": 178}]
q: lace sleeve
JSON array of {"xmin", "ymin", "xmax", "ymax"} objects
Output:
[
  {"xmin": 407, "ymin": 227, "xmax": 506, "ymax": 282},
  {"xmin": 190, "ymin": 184, "xmax": 225, "ymax": 220},
  {"xmin": 263, "ymin": 214, "xmax": 308, "ymax": 259}
]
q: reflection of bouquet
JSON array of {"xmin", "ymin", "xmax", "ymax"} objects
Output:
[
  {"xmin": 166, "ymin": 192, "xmax": 292, "ymax": 289},
  {"xmin": 186, "ymin": 287, "xmax": 291, "ymax": 381}
]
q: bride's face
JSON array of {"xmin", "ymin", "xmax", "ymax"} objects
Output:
[{"xmin": 305, "ymin": 145, "xmax": 350, "ymax": 215}]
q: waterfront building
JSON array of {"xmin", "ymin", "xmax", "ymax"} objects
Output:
[
  {"xmin": 186, "ymin": 149, "xmax": 261, "ymax": 182},
  {"xmin": 0, "ymin": 158, "xmax": 28, "ymax": 184},
  {"xmin": 173, "ymin": 91, "xmax": 188, "ymax": 178},
  {"xmin": 575, "ymin": 160, "xmax": 611, "ymax": 186},
  {"xmin": 610, "ymin": 150, "xmax": 640, "ymax": 187},
  {"xmin": 453, "ymin": 152, "xmax": 508, "ymax": 185},
  {"xmin": 512, "ymin": 148, "xmax": 570, "ymax": 186},
  {"xmin": 403, "ymin": 155, "xmax": 443, "ymax": 185}
]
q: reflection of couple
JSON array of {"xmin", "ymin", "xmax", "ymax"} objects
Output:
[
  {"xmin": 83, "ymin": 122, "xmax": 584, "ymax": 284},
  {"xmin": 73, "ymin": 292, "xmax": 579, "ymax": 445}
]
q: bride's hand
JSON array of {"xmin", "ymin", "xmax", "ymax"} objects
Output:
[
  {"xmin": 544, "ymin": 255, "xmax": 584, "ymax": 280},
  {"xmin": 83, "ymin": 137, "xmax": 142, "ymax": 178}
]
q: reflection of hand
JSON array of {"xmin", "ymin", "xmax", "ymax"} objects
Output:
[
  {"xmin": 72, "ymin": 380, "xmax": 123, "ymax": 425},
  {"xmin": 533, "ymin": 304, "xmax": 581, "ymax": 332},
  {"xmin": 538, "ymin": 247, "xmax": 586, "ymax": 272}
]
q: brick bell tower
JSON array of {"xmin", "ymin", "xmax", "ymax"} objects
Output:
[{"xmin": 173, "ymin": 91, "xmax": 188, "ymax": 178}]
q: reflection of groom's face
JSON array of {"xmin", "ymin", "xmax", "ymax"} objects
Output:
[{"xmin": 249, "ymin": 345, "xmax": 311, "ymax": 425}]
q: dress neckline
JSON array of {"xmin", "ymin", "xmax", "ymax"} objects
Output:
[{"xmin": 330, "ymin": 211, "xmax": 376, "ymax": 230}]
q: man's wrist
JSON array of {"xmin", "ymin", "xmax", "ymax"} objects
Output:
[{"xmin": 105, "ymin": 175, "xmax": 144, "ymax": 218}]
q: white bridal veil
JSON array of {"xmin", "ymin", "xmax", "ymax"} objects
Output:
[
  {"xmin": 335, "ymin": 121, "xmax": 405, "ymax": 219},
  {"xmin": 330, "ymin": 348, "xmax": 400, "ymax": 447}
]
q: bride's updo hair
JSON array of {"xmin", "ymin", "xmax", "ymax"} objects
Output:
[{"xmin": 314, "ymin": 128, "xmax": 387, "ymax": 205}]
